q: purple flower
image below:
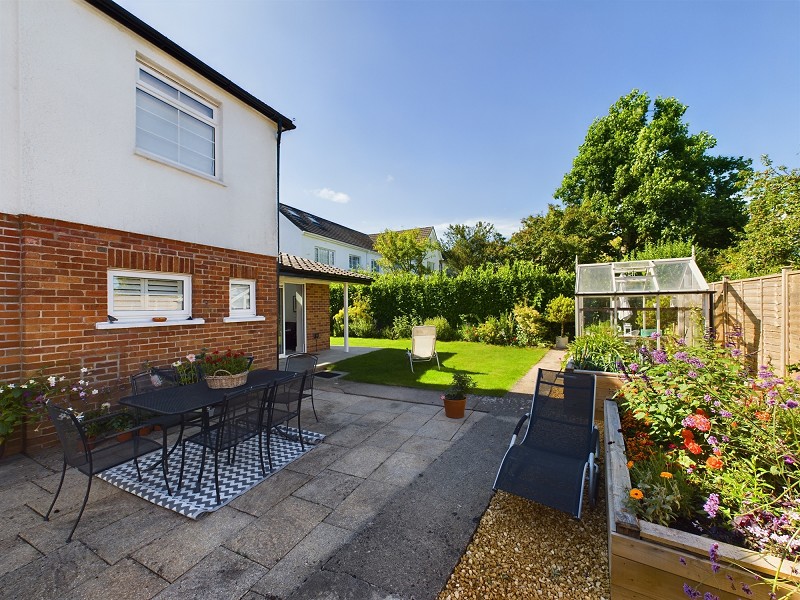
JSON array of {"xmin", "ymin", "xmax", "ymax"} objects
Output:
[
  {"xmin": 741, "ymin": 583, "xmax": 752, "ymax": 595},
  {"xmin": 683, "ymin": 583, "xmax": 700, "ymax": 599},
  {"xmin": 675, "ymin": 351, "xmax": 689, "ymax": 361},
  {"xmin": 650, "ymin": 331, "xmax": 661, "ymax": 339},
  {"xmin": 679, "ymin": 557, "xmax": 687, "ymax": 565},
  {"xmin": 709, "ymin": 543, "xmax": 720, "ymax": 573},
  {"xmin": 688, "ymin": 370, "xmax": 698, "ymax": 379},
  {"xmin": 677, "ymin": 337, "xmax": 686, "ymax": 345},
  {"xmin": 707, "ymin": 436, "xmax": 718, "ymax": 447},
  {"xmin": 785, "ymin": 400, "xmax": 798, "ymax": 409},
  {"xmin": 704, "ymin": 494, "xmax": 720, "ymax": 519},
  {"xmin": 785, "ymin": 455, "xmax": 796, "ymax": 465},
  {"xmin": 731, "ymin": 348, "xmax": 742, "ymax": 358},
  {"xmin": 652, "ymin": 349, "xmax": 668, "ymax": 364},
  {"xmin": 719, "ymin": 410, "xmax": 733, "ymax": 418},
  {"xmin": 703, "ymin": 593, "xmax": 720, "ymax": 600},
  {"xmin": 628, "ymin": 362, "xmax": 639, "ymax": 373}
]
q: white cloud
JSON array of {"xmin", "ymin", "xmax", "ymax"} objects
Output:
[
  {"xmin": 314, "ymin": 188, "xmax": 351, "ymax": 204},
  {"xmin": 386, "ymin": 175, "xmax": 395, "ymax": 183}
]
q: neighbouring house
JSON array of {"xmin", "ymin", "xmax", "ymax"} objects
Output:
[
  {"xmin": 1, "ymin": 0, "xmax": 299, "ymax": 453},
  {"xmin": 368, "ymin": 227, "xmax": 445, "ymax": 273},
  {"xmin": 280, "ymin": 203, "xmax": 444, "ymax": 273}
]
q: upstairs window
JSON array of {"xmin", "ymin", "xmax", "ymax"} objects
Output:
[
  {"xmin": 371, "ymin": 260, "xmax": 380, "ymax": 273},
  {"xmin": 349, "ymin": 255, "xmax": 361, "ymax": 270},
  {"xmin": 230, "ymin": 279, "xmax": 256, "ymax": 318},
  {"xmin": 315, "ymin": 247, "xmax": 335, "ymax": 265},
  {"xmin": 108, "ymin": 270, "xmax": 192, "ymax": 321},
  {"xmin": 136, "ymin": 65, "xmax": 217, "ymax": 177}
]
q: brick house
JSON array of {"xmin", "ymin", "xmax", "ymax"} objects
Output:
[{"xmin": 1, "ymin": 0, "xmax": 303, "ymax": 453}]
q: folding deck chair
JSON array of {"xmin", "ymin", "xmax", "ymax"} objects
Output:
[
  {"xmin": 406, "ymin": 325, "xmax": 440, "ymax": 372},
  {"xmin": 493, "ymin": 368, "xmax": 598, "ymax": 519}
]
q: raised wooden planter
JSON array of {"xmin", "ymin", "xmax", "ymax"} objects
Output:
[{"xmin": 604, "ymin": 400, "xmax": 799, "ymax": 599}]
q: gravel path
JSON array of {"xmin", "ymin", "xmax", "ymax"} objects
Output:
[{"xmin": 439, "ymin": 428, "xmax": 610, "ymax": 600}]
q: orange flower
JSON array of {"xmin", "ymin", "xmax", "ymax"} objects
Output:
[
  {"xmin": 706, "ymin": 456, "xmax": 724, "ymax": 470},
  {"xmin": 629, "ymin": 488, "xmax": 644, "ymax": 500},
  {"xmin": 660, "ymin": 472, "xmax": 673, "ymax": 479},
  {"xmin": 696, "ymin": 408, "xmax": 707, "ymax": 417},
  {"xmin": 681, "ymin": 428, "xmax": 695, "ymax": 440},
  {"xmin": 627, "ymin": 461, "xmax": 634, "ymax": 468},
  {"xmin": 685, "ymin": 441, "xmax": 703, "ymax": 455},
  {"xmin": 755, "ymin": 411, "xmax": 770, "ymax": 423},
  {"xmin": 693, "ymin": 414, "xmax": 711, "ymax": 432},
  {"xmin": 731, "ymin": 421, "xmax": 738, "ymax": 429}
]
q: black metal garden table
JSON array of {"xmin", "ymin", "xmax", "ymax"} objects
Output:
[{"xmin": 119, "ymin": 368, "xmax": 299, "ymax": 492}]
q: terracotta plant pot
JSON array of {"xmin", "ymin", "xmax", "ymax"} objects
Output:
[
  {"xmin": 443, "ymin": 397, "xmax": 467, "ymax": 419},
  {"xmin": 116, "ymin": 431, "xmax": 133, "ymax": 443},
  {"xmin": 138, "ymin": 426, "xmax": 152, "ymax": 436}
]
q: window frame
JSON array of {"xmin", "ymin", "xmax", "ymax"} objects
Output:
[
  {"xmin": 135, "ymin": 63, "xmax": 219, "ymax": 178},
  {"xmin": 370, "ymin": 260, "xmax": 380, "ymax": 273},
  {"xmin": 229, "ymin": 278, "xmax": 256, "ymax": 318},
  {"xmin": 349, "ymin": 255, "xmax": 361, "ymax": 270},
  {"xmin": 315, "ymin": 247, "xmax": 335, "ymax": 265},
  {"xmin": 106, "ymin": 269, "xmax": 193, "ymax": 323}
]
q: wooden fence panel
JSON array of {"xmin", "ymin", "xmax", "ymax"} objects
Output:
[{"xmin": 711, "ymin": 269, "xmax": 800, "ymax": 374}]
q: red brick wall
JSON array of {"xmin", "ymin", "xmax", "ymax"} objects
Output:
[
  {"xmin": 305, "ymin": 283, "xmax": 330, "ymax": 353},
  {"xmin": 2, "ymin": 213, "xmax": 279, "ymax": 453}
]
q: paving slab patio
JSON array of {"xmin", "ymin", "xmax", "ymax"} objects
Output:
[{"xmin": 0, "ymin": 349, "xmax": 566, "ymax": 600}]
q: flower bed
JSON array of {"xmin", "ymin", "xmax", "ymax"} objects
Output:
[{"xmin": 607, "ymin": 333, "xmax": 799, "ymax": 599}]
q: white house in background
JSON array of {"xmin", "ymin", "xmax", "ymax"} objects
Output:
[{"xmin": 280, "ymin": 203, "xmax": 445, "ymax": 273}]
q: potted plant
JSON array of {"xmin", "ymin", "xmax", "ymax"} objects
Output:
[
  {"xmin": 545, "ymin": 295, "xmax": 575, "ymax": 349},
  {"xmin": 441, "ymin": 372, "xmax": 475, "ymax": 419}
]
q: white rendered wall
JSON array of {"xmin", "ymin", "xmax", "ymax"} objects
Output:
[{"xmin": 1, "ymin": 0, "xmax": 280, "ymax": 256}]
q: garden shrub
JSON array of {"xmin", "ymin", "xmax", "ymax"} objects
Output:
[
  {"xmin": 513, "ymin": 303, "xmax": 547, "ymax": 346},
  {"xmin": 566, "ymin": 324, "xmax": 634, "ymax": 371},
  {"xmin": 475, "ymin": 313, "xmax": 515, "ymax": 345},
  {"xmin": 391, "ymin": 314, "xmax": 419, "ymax": 339},
  {"xmin": 424, "ymin": 316, "xmax": 457, "ymax": 341},
  {"xmin": 331, "ymin": 297, "xmax": 375, "ymax": 338}
]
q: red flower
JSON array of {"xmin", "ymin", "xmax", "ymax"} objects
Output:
[
  {"xmin": 706, "ymin": 456, "xmax": 724, "ymax": 470},
  {"xmin": 685, "ymin": 441, "xmax": 702, "ymax": 455},
  {"xmin": 693, "ymin": 414, "xmax": 711, "ymax": 432}
]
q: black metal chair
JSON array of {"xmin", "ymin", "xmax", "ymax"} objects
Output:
[
  {"xmin": 45, "ymin": 401, "xmax": 164, "ymax": 542},
  {"xmin": 270, "ymin": 372, "xmax": 307, "ymax": 450},
  {"xmin": 130, "ymin": 367, "xmax": 203, "ymax": 468},
  {"xmin": 177, "ymin": 384, "xmax": 269, "ymax": 505},
  {"xmin": 493, "ymin": 368, "xmax": 598, "ymax": 519},
  {"xmin": 284, "ymin": 353, "xmax": 319, "ymax": 421}
]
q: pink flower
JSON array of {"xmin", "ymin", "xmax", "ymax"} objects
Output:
[{"xmin": 186, "ymin": 354, "xmax": 196, "ymax": 362}]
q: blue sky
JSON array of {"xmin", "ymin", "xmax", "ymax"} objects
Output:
[{"xmin": 117, "ymin": 0, "xmax": 800, "ymax": 238}]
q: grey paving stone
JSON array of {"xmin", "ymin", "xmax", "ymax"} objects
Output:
[
  {"xmin": 323, "ymin": 424, "xmax": 375, "ymax": 448},
  {"xmin": 284, "ymin": 443, "xmax": 349, "ymax": 476},
  {"xmin": 397, "ymin": 435, "xmax": 452, "ymax": 458},
  {"xmin": 82, "ymin": 504, "xmax": 180, "ymax": 565},
  {"xmin": 153, "ymin": 546, "xmax": 267, "ymax": 600},
  {"xmin": 0, "ymin": 541, "xmax": 107, "ymax": 600},
  {"xmin": 63, "ymin": 557, "xmax": 169, "ymax": 600},
  {"xmin": 0, "ymin": 454, "xmax": 54, "ymax": 488},
  {"xmin": 293, "ymin": 469, "xmax": 362, "ymax": 509},
  {"xmin": 368, "ymin": 451, "xmax": 435, "ymax": 487},
  {"xmin": 0, "ymin": 481, "xmax": 50, "ymax": 513},
  {"xmin": 354, "ymin": 410, "xmax": 399, "ymax": 427},
  {"xmin": 225, "ymin": 495, "xmax": 330, "ymax": 568},
  {"xmin": 0, "ymin": 504, "xmax": 45, "ymax": 543},
  {"xmin": 415, "ymin": 418, "xmax": 463, "ymax": 441},
  {"xmin": 229, "ymin": 467, "xmax": 311, "ymax": 517},
  {"xmin": 251, "ymin": 522, "xmax": 352, "ymax": 599},
  {"xmin": 360, "ymin": 426, "xmax": 414, "ymax": 452},
  {"xmin": 388, "ymin": 410, "xmax": 433, "ymax": 431},
  {"xmin": 132, "ymin": 506, "xmax": 255, "ymax": 583},
  {"xmin": 285, "ymin": 569, "xmax": 399, "ymax": 600},
  {"xmin": 25, "ymin": 469, "xmax": 120, "ymax": 518},
  {"xmin": 324, "ymin": 479, "xmax": 401, "ymax": 532},
  {"xmin": 0, "ymin": 537, "xmax": 42, "ymax": 578},
  {"xmin": 327, "ymin": 445, "xmax": 393, "ymax": 479},
  {"xmin": 405, "ymin": 403, "xmax": 442, "ymax": 416}
]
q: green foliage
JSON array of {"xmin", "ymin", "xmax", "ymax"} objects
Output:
[
  {"xmin": 475, "ymin": 313, "xmax": 515, "ymax": 345},
  {"xmin": 506, "ymin": 203, "xmax": 616, "ymax": 269},
  {"xmin": 626, "ymin": 451, "xmax": 698, "ymax": 527},
  {"xmin": 391, "ymin": 314, "xmax": 420, "ymax": 339},
  {"xmin": 544, "ymin": 295, "xmax": 575, "ymax": 337},
  {"xmin": 443, "ymin": 372, "xmax": 476, "ymax": 400},
  {"xmin": 721, "ymin": 156, "xmax": 800, "ymax": 278},
  {"xmin": 0, "ymin": 383, "xmax": 39, "ymax": 445},
  {"xmin": 332, "ymin": 297, "xmax": 376, "ymax": 338},
  {"xmin": 423, "ymin": 316, "xmax": 457, "ymax": 341},
  {"xmin": 555, "ymin": 90, "xmax": 750, "ymax": 255},
  {"xmin": 624, "ymin": 239, "xmax": 720, "ymax": 283},
  {"xmin": 440, "ymin": 222, "xmax": 507, "ymax": 273},
  {"xmin": 361, "ymin": 262, "xmax": 574, "ymax": 330},
  {"xmin": 567, "ymin": 324, "xmax": 634, "ymax": 371},
  {"xmin": 513, "ymin": 304, "xmax": 547, "ymax": 346},
  {"xmin": 373, "ymin": 229, "xmax": 437, "ymax": 275}
]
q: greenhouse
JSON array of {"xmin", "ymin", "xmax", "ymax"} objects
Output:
[{"xmin": 574, "ymin": 256, "xmax": 713, "ymax": 345}]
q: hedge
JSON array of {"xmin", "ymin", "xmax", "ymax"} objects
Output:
[{"xmin": 330, "ymin": 262, "xmax": 575, "ymax": 329}]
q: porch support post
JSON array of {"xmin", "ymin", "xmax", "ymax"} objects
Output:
[{"xmin": 343, "ymin": 283, "xmax": 349, "ymax": 353}]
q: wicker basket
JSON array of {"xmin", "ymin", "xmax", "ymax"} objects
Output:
[{"xmin": 205, "ymin": 369, "xmax": 249, "ymax": 389}]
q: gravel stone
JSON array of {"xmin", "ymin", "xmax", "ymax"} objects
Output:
[{"xmin": 439, "ymin": 427, "xmax": 610, "ymax": 600}]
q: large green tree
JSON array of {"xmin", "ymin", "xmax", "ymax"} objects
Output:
[
  {"xmin": 721, "ymin": 157, "xmax": 800, "ymax": 277},
  {"xmin": 555, "ymin": 90, "xmax": 750, "ymax": 254},
  {"xmin": 506, "ymin": 203, "xmax": 615, "ymax": 271},
  {"xmin": 440, "ymin": 222, "xmax": 506, "ymax": 273},
  {"xmin": 373, "ymin": 229, "xmax": 436, "ymax": 276}
]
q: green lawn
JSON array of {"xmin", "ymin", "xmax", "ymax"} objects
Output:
[{"xmin": 327, "ymin": 337, "xmax": 547, "ymax": 397}]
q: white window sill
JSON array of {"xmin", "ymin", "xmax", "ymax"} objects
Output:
[
  {"xmin": 223, "ymin": 315, "xmax": 266, "ymax": 323},
  {"xmin": 95, "ymin": 318, "xmax": 206, "ymax": 330}
]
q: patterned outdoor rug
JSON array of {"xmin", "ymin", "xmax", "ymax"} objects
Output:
[{"xmin": 97, "ymin": 427, "xmax": 324, "ymax": 519}]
